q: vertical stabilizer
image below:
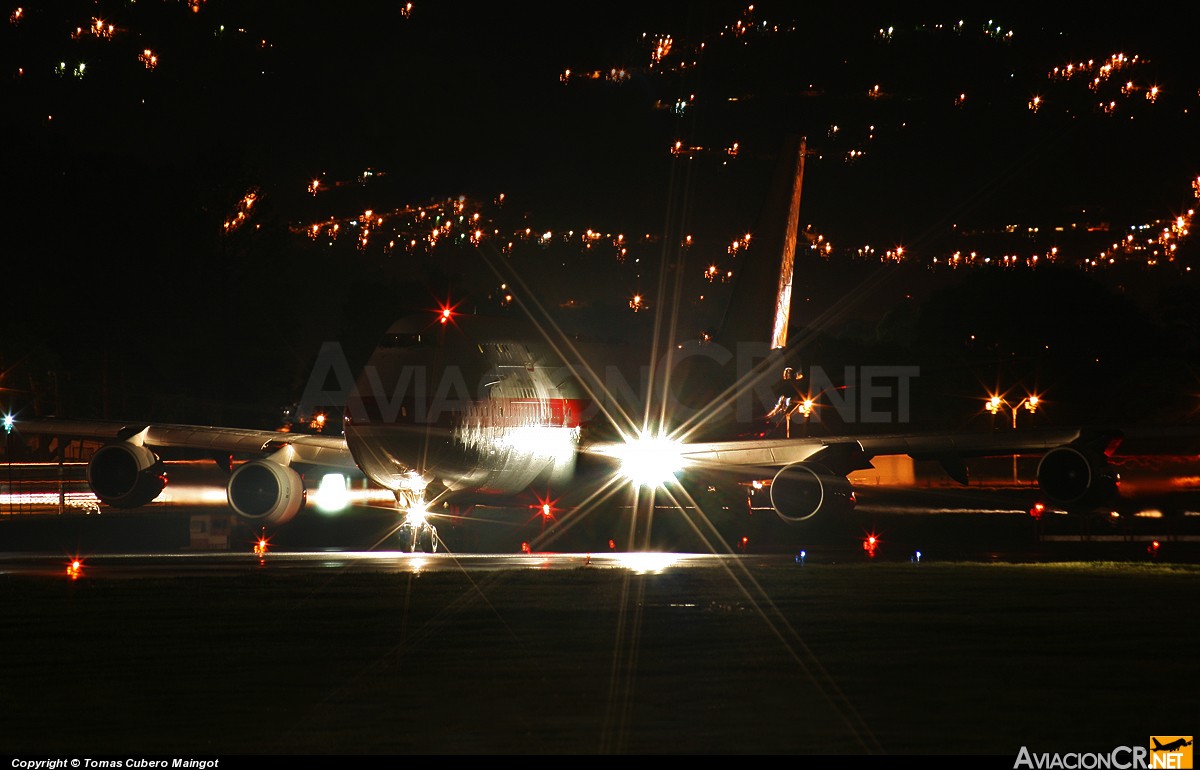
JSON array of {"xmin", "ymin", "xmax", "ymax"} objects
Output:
[
  {"xmin": 771, "ymin": 137, "xmax": 806, "ymax": 349},
  {"xmin": 716, "ymin": 135, "xmax": 809, "ymax": 347}
]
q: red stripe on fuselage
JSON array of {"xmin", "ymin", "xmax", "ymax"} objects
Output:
[{"xmin": 348, "ymin": 396, "xmax": 590, "ymax": 428}]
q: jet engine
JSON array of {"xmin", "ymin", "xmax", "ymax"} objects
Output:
[
  {"xmin": 769, "ymin": 462, "xmax": 856, "ymax": 523},
  {"xmin": 1035, "ymin": 444, "xmax": 1119, "ymax": 513},
  {"xmin": 227, "ymin": 459, "xmax": 306, "ymax": 526},
  {"xmin": 86, "ymin": 442, "xmax": 167, "ymax": 508}
]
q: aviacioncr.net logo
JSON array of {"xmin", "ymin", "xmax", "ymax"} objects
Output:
[
  {"xmin": 1014, "ymin": 738, "xmax": 1193, "ymax": 769},
  {"xmin": 1149, "ymin": 737, "xmax": 1193, "ymax": 769}
]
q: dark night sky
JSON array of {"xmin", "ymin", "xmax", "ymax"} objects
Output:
[{"xmin": 3, "ymin": 2, "xmax": 1199, "ymax": 427}]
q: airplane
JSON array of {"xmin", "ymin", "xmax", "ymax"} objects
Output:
[
  {"xmin": 1152, "ymin": 738, "xmax": 1193, "ymax": 752},
  {"xmin": 0, "ymin": 137, "xmax": 1170, "ymax": 551},
  {"xmin": 6, "ymin": 304, "xmax": 1124, "ymax": 551}
]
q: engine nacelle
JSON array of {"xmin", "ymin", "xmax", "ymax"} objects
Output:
[
  {"xmin": 769, "ymin": 462, "xmax": 856, "ymax": 524},
  {"xmin": 1036, "ymin": 444, "xmax": 1119, "ymax": 513},
  {"xmin": 87, "ymin": 442, "xmax": 167, "ymax": 508},
  {"xmin": 227, "ymin": 459, "xmax": 306, "ymax": 526}
]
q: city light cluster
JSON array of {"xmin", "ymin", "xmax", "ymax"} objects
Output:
[
  {"xmin": 222, "ymin": 188, "xmax": 260, "ymax": 234},
  {"xmin": 1040, "ymin": 51, "xmax": 1166, "ymax": 117},
  {"xmin": 1087, "ymin": 210, "xmax": 1194, "ymax": 270},
  {"xmin": 284, "ymin": 172, "xmax": 1195, "ymax": 286},
  {"xmin": 71, "ymin": 18, "xmax": 117, "ymax": 40}
]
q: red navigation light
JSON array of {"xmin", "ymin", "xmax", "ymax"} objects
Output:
[
  {"xmin": 440, "ymin": 307, "xmax": 452, "ymax": 324},
  {"xmin": 863, "ymin": 532, "xmax": 880, "ymax": 558},
  {"xmin": 66, "ymin": 559, "xmax": 83, "ymax": 579},
  {"xmin": 1030, "ymin": 502, "xmax": 1046, "ymax": 520},
  {"xmin": 738, "ymin": 536, "xmax": 749, "ymax": 552},
  {"xmin": 1148, "ymin": 540, "xmax": 1161, "ymax": 558},
  {"xmin": 531, "ymin": 491, "xmax": 558, "ymax": 521}
]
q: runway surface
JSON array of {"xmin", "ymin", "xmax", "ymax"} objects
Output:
[
  {"xmin": 2, "ymin": 552, "xmax": 1197, "ymax": 757},
  {"xmin": 0, "ymin": 550, "xmax": 751, "ymax": 579},
  {"xmin": 3, "ymin": 463, "xmax": 1199, "ymax": 756}
]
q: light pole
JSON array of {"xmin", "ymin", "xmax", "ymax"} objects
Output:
[
  {"xmin": 985, "ymin": 394, "xmax": 1040, "ymax": 482},
  {"xmin": 785, "ymin": 396, "xmax": 815, "ymax": 438}
]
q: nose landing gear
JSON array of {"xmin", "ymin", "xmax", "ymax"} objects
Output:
[{"xmin": 395, "ymin": 488, "xmax": 438, "ymax": 553}]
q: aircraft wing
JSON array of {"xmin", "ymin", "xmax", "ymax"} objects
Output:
[
  {"xmin": 590, "ymin": 425, "xmax": 1139, "ymax": 523},
  {"xmin": 10, "ymin": 417, "xmax": 360, "ymax": 525},
  {"xmin": 10, "ymin": 417, "xmax": 358, "ymax": 470},
  {"xmin": 671, "ymin": 427, "xmax": 1105, "ymax": 476}
]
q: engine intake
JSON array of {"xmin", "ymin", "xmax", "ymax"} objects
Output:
[
  {"xmin": 769, "ymin": 462, "xmax": 855, "ymax": 523},
  {"xmin": 1036, "ymin": 444, "xmax": 1119, "ymax": 512},
  {"xmin": 87, "ymin": 443, "xmax": 166, "ymax": 508},
  {"xmin": 227, "ymin": 459, "xmax": 306, "ymax": 525}
]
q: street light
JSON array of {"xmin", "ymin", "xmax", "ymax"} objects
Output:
[
  {"xmin": 985, "ymin": 393, "xmax": 1041, "ymax": 483},
  {"xmin": 985, "ymin": 393, "xmax": 1040, "ymax": 429}
]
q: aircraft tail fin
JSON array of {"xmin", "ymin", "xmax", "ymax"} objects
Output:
[{"xmin": 715, "ymin": 134, "xmax": 808, "ymax": 349}]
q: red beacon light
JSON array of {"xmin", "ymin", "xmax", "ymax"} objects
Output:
[
  {"xmin": 531, "ymin": 492, "xmax": 557, "ymax": 522},
  {"xmin": 1030, "ymin": 502, "xmax": 1046, "ymax": 520},
  {"xmin": 440, "ymin": 307, "xmax": 452, "ymax": 324}
]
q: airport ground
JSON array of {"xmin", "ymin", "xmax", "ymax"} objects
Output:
[
  {"xmin": 1, "ymin": 459, "xmax": 1198, "ymax": 758},
  {"xmin": 0, "ymin": 556, "xmax": 1196, "ymax": 757}
]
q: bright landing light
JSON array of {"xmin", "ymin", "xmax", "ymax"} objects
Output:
[
  {"xmin": 313, "ymin": 473, "xmax": 350, "ymax": 512},
  {"xmin": 404, "ymin": 503, "xmax": 430, "ymax": 527},
  {"xmin": 611, "ymin": 431, "xmax": 685, "ymax": 488}
]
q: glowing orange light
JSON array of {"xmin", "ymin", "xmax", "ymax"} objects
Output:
[{"xmin": 253, "ymin": 530, "xmax": 269, "ymax": 557}]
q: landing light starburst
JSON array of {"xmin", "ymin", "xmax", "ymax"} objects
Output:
[{"xmin": 609, "ymin": 430, "xmax": 686, "ymax": 488}]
